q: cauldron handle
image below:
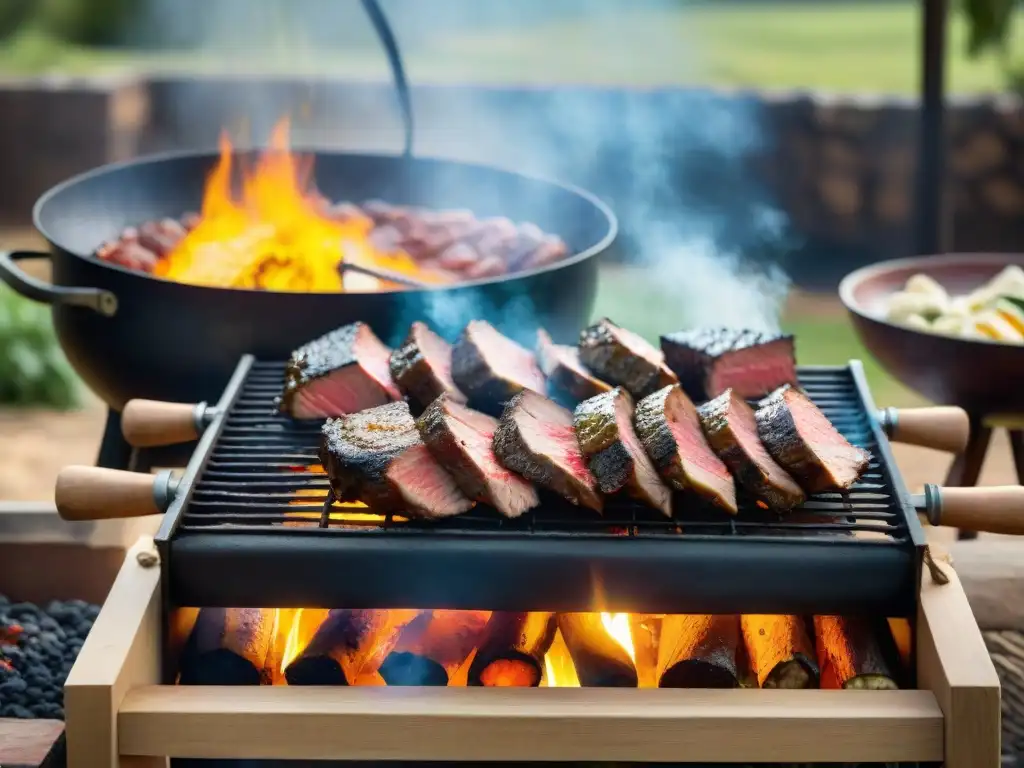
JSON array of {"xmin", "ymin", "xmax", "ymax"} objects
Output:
[
  {"xmin": 362, "ymin": 0, "xmax": 414, "ymax": 157},
  {"xmin": 0, "ymin": 251, "xmax": 118, "ymax": 316}
]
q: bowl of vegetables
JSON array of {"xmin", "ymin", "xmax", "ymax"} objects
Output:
[{"xmin": 839, "ymin": 253, "xmax": 1024, "ymax": 414}]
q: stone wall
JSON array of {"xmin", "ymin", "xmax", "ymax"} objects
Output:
[{"xmin": 2, "ymin": 76, "xmax": 1023, "ymax": 286}]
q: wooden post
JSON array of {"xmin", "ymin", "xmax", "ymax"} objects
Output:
[
  {"xmin": 916, "ymin": 0, "xmax": 951, "ymax": 256},
  {"xmin": 918, "ymin": 554, "xmax": 1002, "ymax": 767},
  {"xmin": 63, "ymin": 536, "xmax": 167, "ymax": 768}
]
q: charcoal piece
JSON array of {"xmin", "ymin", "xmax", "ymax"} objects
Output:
[
  {"xmin": 658, "ymin": 614, "xmax": 741, "ymax": 688},
  {"xmin": 573, "ymin": 387, "xmax": 672, "ymax": 517},
  {"xmin": 178, "ymin": 608, "xmax": 275, "ymax": 686},
  {"xmin": 467, "ymin": 612, "xmax": 557, "ymax": 687},
  {"xmin": 379, "ymin": 610, "xmax": 491, "ymax": 686},
  {"xmin": 319, "ymin": 401, "xmax": 473, "ymax": 519},
  {"xmin": 558, "ymin": 613, "xmax": 638, "ymax": 688},
  {"xmin": 634, "ymin": 384, "xmax": 737, "ymax": 514},
  {"xmin": 741, "ymin": 614, "xmax": 818, "ymax": 689},
  {"xmin": 416, "ymin": 395, "xmax": 539, "ymax": 519},
  {"xmin": 815, "ymin": 616, "xmax": 897, "ymax": 690},
  {"xmin": 278, "ymin": 322, "xmax": 400, "ymax": 419},
  {"xmin": 755, "ymin": 385, "xmax": 870, "ymax": 494},
  {"xmin": 389, "ymin": 321, "xmax": 467, "ymax": 409},
  {"xmin": 578, "ymin": 318, "xmax": 677, "ymax": 400},
  {"xmin": 698, "ymin": 389, "xmax": 806, "ymax": 512},
  {"xmin": 492, "ymin": 389, "xmax": 603, "ymax": 513},
  {"xmin": 660, "ymin": 327, "xmax": 798, "ymax": 401}
]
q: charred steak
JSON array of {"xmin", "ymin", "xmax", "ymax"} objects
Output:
[
  {"xmin": 416, "ymin": 395, "xmax": 540, "ymax": 519},
  {"xmin": 755, "ymin": 386, "xmax": 870, "ymax": 494},
  {"xmin": 536, "ymin": 328, "xmax": 612, "ymax": 403},
  {"xmin": 389, "ymin": 322, "xmax": 467, "ymax": 410},
  {"xmin": 279, "ymin": 322, "xmax": 401, "ymax": 419},
  {"xmin": 661, "ymin": 328, "xmax": 798, "ymax": 401},
  {"xmin": 578, "ymin": 318, "xmax": 677, "ymax": 399},
  {"xmin": 492, "ymin": 389, "xmax": 603, "ymax": 513},
  {"xmin": 451, "ymin": 321, "xmax": 545, "ymax": 409},
  {"xmin": 698, "ymin": 389, "xmax": 805, "ymax": 512},
  {"xmin": 634, "ymin": 384, "xmax": 738, "ymax": 514},
  {"xmin": 573, "ymin": 388, "xmax": 672, "ymax": 516},
  {"xmin": 319, "ymin": 401, "xmax": 473, "ymax": 519}
]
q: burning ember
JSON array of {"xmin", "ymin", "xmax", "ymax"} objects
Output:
[
  {"xmin": 172, "ymin": 607, "xmax": 903, "ymax": 690},
  {"xmin": 153, "ymin": 119, "xmax": 424, "ymax": 292},
  {"xmin": 97, "ymin": 118, "xmax": 569, "ymax": 291}
]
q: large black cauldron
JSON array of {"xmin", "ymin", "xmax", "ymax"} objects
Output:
[{"xmin": 0, "ymin": 150, "xmax": 617, "ymax": 410}]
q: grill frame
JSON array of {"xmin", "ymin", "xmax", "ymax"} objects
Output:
[{"xmin": 155, "ymin": 355, "xmax": 926, "ymax": 614}]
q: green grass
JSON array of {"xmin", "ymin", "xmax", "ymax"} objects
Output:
[
  {"xmin": 0, "ymin": 2, "xmax": 1017, "ymax": 94},
  {"xmin": 592, "ymin": 266, "xmax": 920, "ymax": 407}
]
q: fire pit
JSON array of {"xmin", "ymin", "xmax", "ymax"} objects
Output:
[{"xmin": 53, "ymin": 352, "xmax": 1014, "ymax": 765}]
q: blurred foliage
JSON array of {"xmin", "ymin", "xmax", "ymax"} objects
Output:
[
  {"xmin": 958, "ymin": 0, "xmax": 1024, "ymax": 90},
  {"xmin": 0, "ymin": 283, "xmax": 80, "ymax": 409},
  {"xmin": 35, "ymin": 0, "xmax": 137, "ymax": 45},
  {"xmin": 0, "ymin": 0, "xmax": 33, "ymax": 41}
]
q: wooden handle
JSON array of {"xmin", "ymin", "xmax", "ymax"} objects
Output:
[
  {"xmin": 55, "ymin": 466, "xmax": 167, "ymax": 522},
  {"xmin": 880, "ymin": 406, "xmax": 970, "ymax": 454},
  {"xmin": 929, "ymin": 485, "xmax": 1024, "ymax": 535},
  {"xmin": 122, "ymin": 399, "xmax": 199, "ymax": 448}
]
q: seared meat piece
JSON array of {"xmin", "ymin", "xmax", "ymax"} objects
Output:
[
  {"xmin": 319, "ymin": 401, "xmax": 473, "ymax": 519},
  {"xmin": 660, "ymin": 328, "xmax": 798, "ymax": 401},
  {"xmin": 573, "ymin": 388, "xmax": 672, "ymax": 516},
  {"xmin": 697, "ymin": 389, "xmax": 805, "ymax": 512},
  {"xmin": 389, "ymin": 322, "xmax": 467, "ymax": 410},
  {"xmin": 578, "ymin": 318, "xmax": 677, "ymax": 399},
  {"xmin": 755, "ymin": 385, "xmax": 870, "ymax": 494},
  {"xmin": 451, "ymin": 320, "xmax": 545, "ymax": 408},
  {"xmin": 279, "ymin": 322, "xmax": 400, "ymax": 419},
  {"xmin": 416, "ymin": 395, "xmax": 539, "ymax": 519},
  {"xmin": 492, "ymin": 389, "xmax": 603, "ymax": 513},
  {"xmin": 536, "ymin": 328, "xmax": 612, "ymax": 403},
  {"xmin": 634, "ymin": 384, "xmax": 737, "ymax": 514}
]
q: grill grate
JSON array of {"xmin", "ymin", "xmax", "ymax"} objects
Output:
[{"xmin": 157, "ymin": 357, "xmax": 925, "ymax": 614}]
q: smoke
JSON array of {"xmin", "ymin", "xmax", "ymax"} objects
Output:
[{"xmin": 133, "ymin": 0, "xmax": 795, "ymax": 335}]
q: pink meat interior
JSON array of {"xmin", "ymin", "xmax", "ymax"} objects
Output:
[
  {"xmin": 785, "ymin": 389, "xmax": 868, "ymax": 487},
  {"xmin": 518, "ymin": 392, "xmax": 596, "ymax": 484},
  {"xmin": 613, "ymin": 395, "xmax": 671, "ymax": 514},
  {"xmin": 385, "ymin": 443, "xmax": 473, "ymax": 518},
  {"xmin": 414, "ymin": 323, "xmax": 463, "ymax": 399},
  {"xmin": 707, "ymin": 343, "xmax": 797, "ymax": 400},
  {"xmin": 664, "ymin": 390, "xmax": 734, "ymax": 485},
  {"xmin": 727, "ymin": 392, "xmax": 801, "ymax": 491},
  {"xmin": 473, "ymin": 322, "xmax": 546, "ymax": 393},
  {"xmin": 291, "ymin": 365, "xmax": 392, "ymax": 419},
  {"xmin": 356, "ymin": 326, "xmax": 403, "ymax": 401},
  {"xmin": 444, "ymin": 400, "xmax": 539, "ymax": 517}
]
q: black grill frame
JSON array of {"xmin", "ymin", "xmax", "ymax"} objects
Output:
[{"xmin": 155, "ymin": 355, "xmax": 926, "ymax": 615}]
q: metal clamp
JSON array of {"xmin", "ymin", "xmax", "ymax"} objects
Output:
[
  {"xmin": 877, "ymin": 407, "xmax": 898, "ymax": 438},
  {"xmin": 152, "ymin": 470, "xmax": 182, "ymax": 514},
  {"xmin": 193, "ymin": 401, "xmax": 220, "ymax": 435},
  {"xmin": 0, "ymin": 251, "xmax": 118, "ymax": 316},
  {"xmin": 920, "ymin": 483, "xmax": 943, "ymax": 526}
]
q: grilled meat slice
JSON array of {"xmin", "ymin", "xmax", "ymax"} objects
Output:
[
  {"xmin": 389, "ymin": 322, "xmax": 466, "ymax": 410},
  {"xmin": 698, "ymin": 389, "xmax": 805, "ymax": 511},
  {"xmin": 416, "ymin": 395, "xmax": 540, "ymax": 519},
  {"xmin": 573, "ymin": 388, "xmax": 672, "ymax": 516},
  {"xmin": 634, "ymin": 384, "xmax": 737, "ymax": 514},
  {"xmin": 279, "ymin": 322, "xmax": 401, "ymax": 418},
  {"xmin": 755, "ymin": 385, "xmax": 870, "ymax": 494},
  {"xmin": 451, "ymin": 320, "xmax": 545, "ymax": 409},
  {"xmin": 319, "ymin": 401, "xmax": 473, "ymax": 519},
  {"xmin": 578, "ymin": 317, "xmax": 677, "ymax": 399},
  {"xmin": 536, "ymin": 328, "xmax": 612, "ymax": 403},
  {"xmin": 492, "ymin": 389, "xmax": 603, "ymax": 513},
  {"xmin": 661, "ymin": 327, "xmax": 798, "ymax": 401}
]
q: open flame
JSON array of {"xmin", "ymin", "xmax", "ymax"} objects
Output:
[{"xmin": 154, "ymin": 118, "xmax": 427, "ymax": 291}]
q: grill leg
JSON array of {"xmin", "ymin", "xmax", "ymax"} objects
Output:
[
  {"xmin": 95, "ymin": 409, "xmax": 134, "ymax": 471},
  {"xmin": 945, "ymin": 416, "xmax": 993, "ymax": 541},
  {"xmin": 1010, "ymin": 430, "xmax": 1024, "ymax": 485}
]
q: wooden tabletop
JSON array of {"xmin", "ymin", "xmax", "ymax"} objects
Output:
[{"xmin": 0, "ymin": 718, "xmax": 65, "ymax": 768}]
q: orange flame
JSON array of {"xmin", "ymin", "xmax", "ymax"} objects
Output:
[{"xmin": 154, "ymin": 118, "xmax": 425, "ymax": 291}]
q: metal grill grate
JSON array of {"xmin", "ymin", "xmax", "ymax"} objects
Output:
[{"xmin": 157, "ymin": 357, "xmax": 925, "ymax": 614}]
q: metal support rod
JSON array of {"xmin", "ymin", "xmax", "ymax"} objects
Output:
[{"xmin": 916, "ymin": 0, "xmax": 951, "ymax": 255}]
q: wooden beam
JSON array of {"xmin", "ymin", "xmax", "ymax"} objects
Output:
[
  {"xmin": 118, "ymin": 685, "xmax": 942, "ymax": 764},
  {"xmin": 918, "ymin": 555, "xmax": 1002, "ymax": 768},
  {"xmin": 0, "ymin": 719, "xmax": 65, "ymax": 768}
]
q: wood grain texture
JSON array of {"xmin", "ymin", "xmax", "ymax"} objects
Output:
[
  {"xmin": 0, "ymin": 718, "xmax": 65, "ymax": 768},
  {"xmin": 117, "ymin": 685, "xmax": 943, "ymax": 763},
  {"xmin": 918, "ymin": 556, "xmax": 1003, "ymax": 768}
]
